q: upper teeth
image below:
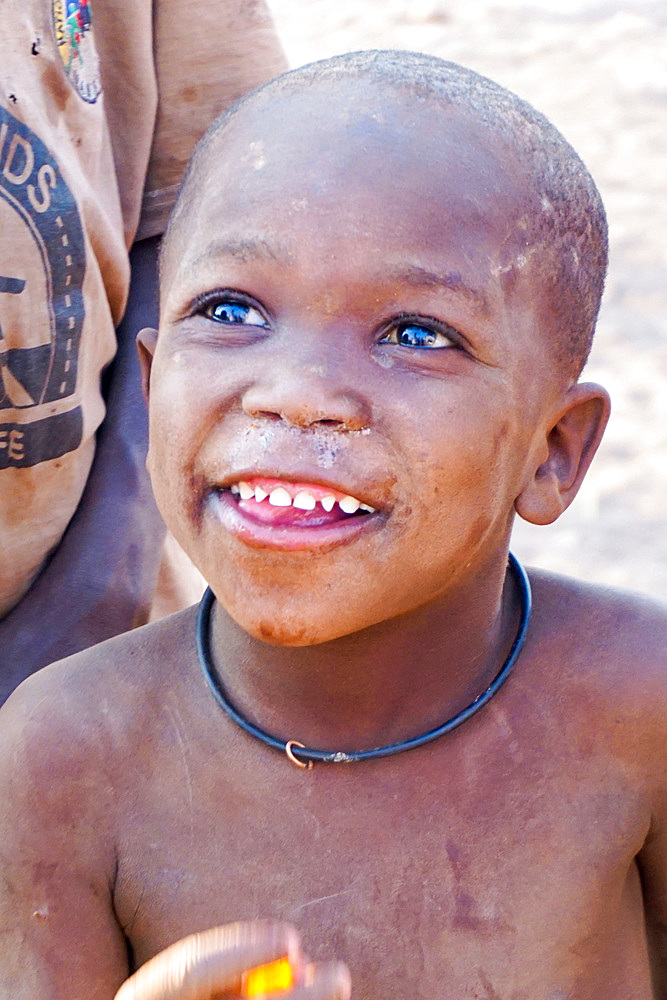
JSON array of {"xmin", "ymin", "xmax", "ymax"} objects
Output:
[
  {"xmin": 231, "ymin": 481, "xmax": 375, "ymax": 514},
  {"xmin": 268, "ymin": 486, "xmax": 291, "ymax": 507},
  {"xmin": 293, "ymin": 490, "xmax": 316, "ymax": 510},
  {"xmin": 338, "ymin": 495, "xmax": 360, "ymax": 514}
]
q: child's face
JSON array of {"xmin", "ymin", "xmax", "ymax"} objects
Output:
[{"xmin": 147, "ymin": 81, "xmax": 564, "ymax": 645}]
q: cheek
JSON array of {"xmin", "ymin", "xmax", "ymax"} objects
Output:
[
  {"xmin": 402, "ymin": 396, "xmax": 515, "ymax": 499},
  {"xmin": 149, "ymin": 348, "xmax": 225, "ymax": 459},
  {"xmin": 388, "ymin": 399, "xmax": 525, "ymax": 564},
  {"xmin": 146, "ymin": 362, "xmax": 214, "ymax": 526}
]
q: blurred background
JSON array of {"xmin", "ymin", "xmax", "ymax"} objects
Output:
[{"xmin": 267, "ymin": 0, "xmax": 667, "ymax": 601}]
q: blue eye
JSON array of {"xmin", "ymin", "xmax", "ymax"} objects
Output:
[
  {"xmin": 380, "ymin": 320, "xmax": 456, "ymax": 349},
  {"xmin": 396, "ymin": 325, "xmax": 437, "ymax": 348},
  {"xmin": 207, "ymin": 299, "xmax": 268, "ymax": 327}
]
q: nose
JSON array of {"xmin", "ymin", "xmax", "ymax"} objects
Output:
[{"xmin": 241, "ymin": 365, "xmax": 371, "ymax": 432}]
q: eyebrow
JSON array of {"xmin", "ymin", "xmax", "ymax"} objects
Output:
[
  {"xmin": 383, "ymin": 264, "xmax": 488, "ymax": 312},
  {"xmin": 189, "ymin": 236, "xmax": 292, "ymax": 269},
  {"xmin": 186, "ymin": 241, "xmax": 487, "ymax": 311}
]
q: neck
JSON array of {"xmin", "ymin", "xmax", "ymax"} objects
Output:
[{"xmin": 207, "ymin": 552, "xmax": 524, "ymax": 753}]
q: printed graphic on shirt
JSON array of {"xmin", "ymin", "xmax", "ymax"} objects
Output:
[
  {"xmin": 0, "ymin": 107, "xmax": 85, "ymax": 469},
  {"xmin": 52, "ymin": 0, "xmax": 101, "ymax": 104}
]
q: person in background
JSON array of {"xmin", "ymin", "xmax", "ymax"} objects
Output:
[{"xmin": 0, "ymin": 0, "xmax": 287, "ymax": 703}]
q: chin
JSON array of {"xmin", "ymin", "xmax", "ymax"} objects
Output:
[
  {"xmin": 220, "ymin": 585, "xmax": 375, "ymax": 647},
  {"xmin": 249, "ymin": 619, "xmax": 324, "ymax": 647},
  {"xmin": 228, "ymin": 603, "xmax": 348, "ymax": 647}
]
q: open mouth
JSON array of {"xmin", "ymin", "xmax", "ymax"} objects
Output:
[
  {"xmin": 221, "ymin": 476, "xmax": 376, "ymax": 528},
  {"xmin": 208, "ymin": 475, "xmax": 382, "ymax": 551}
]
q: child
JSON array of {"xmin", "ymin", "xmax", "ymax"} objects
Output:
[{"xmin": 1, "ymin": 50, "xmax": 665, "ymax": 1000}]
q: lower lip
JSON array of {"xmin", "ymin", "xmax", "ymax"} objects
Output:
[{"xmin": 208, "ymin": 490, "xmax": 382, "ymax": 552}]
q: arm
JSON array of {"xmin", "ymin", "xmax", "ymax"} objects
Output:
[
  {"xmin": 0, "ymin": 678, "xmax": 350, "ymax": 1000},
  {"xmin": 139, "ymin": 0, "xmax": 289, "ymax": 239},
  {"xmin": 633, "ymin": 608, "xmax": 667, "ymax": 999},
  {"xmin": 638, "ymin": 798, "xmax": 667, "ymax": 998},
  {"xmin": 0, "ymin": 683, "xmax": 129, "ymax": 998}
]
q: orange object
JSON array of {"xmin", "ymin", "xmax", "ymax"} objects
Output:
[{"xmin": 241, "ymin": 957, "xmax": 294, "ymax": 997}]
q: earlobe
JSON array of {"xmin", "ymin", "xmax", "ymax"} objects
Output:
[
  {"xmin": 515, "ymin": 382, "xmax": 611, "ymax": 525},
  {"xmin": 136, "ymin": 327, "xmax": 159, "ymax": 404}
]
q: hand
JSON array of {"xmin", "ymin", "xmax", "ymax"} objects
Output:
[{"xmin": 114, "ymin": 921, "xmax": 351, "ymax": 1000}]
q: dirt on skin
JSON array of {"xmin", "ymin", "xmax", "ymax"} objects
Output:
[{"xmin": 267, "ymin": 0, "xmax": 667, "ymax": 602}]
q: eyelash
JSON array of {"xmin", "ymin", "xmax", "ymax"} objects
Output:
[
  {"xmin": 378, "ymin": 314, "xmax": 460, "ymax": 350},
  {"xmin": 193, "ymin": 294, "xmax": 461, "ymax": 350},
  {"xmin": 193, "ymin": 290, "xmax": 270, "ymax": 328}
]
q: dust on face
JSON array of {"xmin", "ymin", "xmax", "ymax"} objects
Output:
[{"xmin": 149, "ymin": 77, "xmax": 565, "ymax": 645}]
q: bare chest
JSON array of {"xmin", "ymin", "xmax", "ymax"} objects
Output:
[{"xmin": 113, "ymin": 711, "xmax": 652, "ymax": 999}]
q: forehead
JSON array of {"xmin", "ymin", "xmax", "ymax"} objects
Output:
[
  {"xmin": 168, "ymin": 78, "xmax": 538, "ymax": 278},
  {"xmin": 162, "ymin": 79, "xmax": 552, "ymax": 344},
  {"xmin": 209, "ymin": 79, "xmax": 516, "ymax": 192}
]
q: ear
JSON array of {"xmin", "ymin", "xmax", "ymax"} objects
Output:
[
  {"xmin": 515, "ymin": 382, "xmax": 610, "ymax": 525},
  {"xmin": 136, "ymin": 327, "xmax": 158, "ymax": 405}
]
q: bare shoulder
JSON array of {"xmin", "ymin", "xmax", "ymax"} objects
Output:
[
  {"xmin": 3, "ymin": 603, "xmax": 199, "ymax": 721},
  {"xmin": 0, "ymin": 605, "xmax": 201, "ymax": 813},
  {"xmin": 524, "ymin": 567, "xmax": 667, "ymax": 750},
  {"xmin": 528, "ymin": 567, "xmax": 666, "ymax": 672}
]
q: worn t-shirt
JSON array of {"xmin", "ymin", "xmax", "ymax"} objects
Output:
[{"xmin": 0, "ymin": 0, "xmax": 286, "ymax": 617}]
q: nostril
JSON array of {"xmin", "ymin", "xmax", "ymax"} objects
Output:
[
  {"xmin": 254, "ymin": 410, "xmax": 283, "ymax": 422},
  {"xmin": 242, "ymin": 388, "xmax": 370, "ymax": 431}
]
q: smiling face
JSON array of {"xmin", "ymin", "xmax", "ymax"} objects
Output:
[{"xmin": 145, "ymin": 78, "xmax": 571, "ymax": 645}]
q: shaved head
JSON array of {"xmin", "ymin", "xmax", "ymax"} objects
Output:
[{"xmin": 164, "ymin": 50, "xmax": 607, "ymax": 379}]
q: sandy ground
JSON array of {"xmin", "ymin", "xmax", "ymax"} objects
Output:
[{"xmin": 265, "ymin": 0, "xmax": 667, "ymax": 602}]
